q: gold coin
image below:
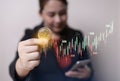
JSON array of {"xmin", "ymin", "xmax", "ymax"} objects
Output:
[{"xmin": 38, "ymin": 27, "xmax": 52, "ymax": 48}]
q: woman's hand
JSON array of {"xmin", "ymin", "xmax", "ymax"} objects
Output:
[
  {"xmin": 65, "ymin": 65, "xmax": 91, "ymax": 79},
  {"xmin": 16, "ymin": 38, "xmax": 41, "ymax": 78}
]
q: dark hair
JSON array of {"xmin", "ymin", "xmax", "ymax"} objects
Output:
[{"xmin": 39, "ymin": 0, "xmax": 68, "ymax": 13}]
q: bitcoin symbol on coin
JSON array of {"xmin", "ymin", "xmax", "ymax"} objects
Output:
[{"xmin": 38, "ymin": 27, "xmax": 52, "ymax": 49}]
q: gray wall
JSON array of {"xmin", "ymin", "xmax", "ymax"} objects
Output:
[{"xmin": 0, "ymin": 0, "xmax": 120, "ymax": 81}]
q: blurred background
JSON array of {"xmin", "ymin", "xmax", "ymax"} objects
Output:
[{"xmin": 0, "ymin": 0, "xmax": 120, "ymax": 81}]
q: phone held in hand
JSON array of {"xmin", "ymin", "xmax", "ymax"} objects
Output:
[{"xmin": 70, "ymin": 59, "xmax": 90, "ymax": 71}]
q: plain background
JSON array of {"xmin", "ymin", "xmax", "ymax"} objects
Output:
[{"xmin": 0, "ymin": 0, "xmax": 120, "ymax": 81}]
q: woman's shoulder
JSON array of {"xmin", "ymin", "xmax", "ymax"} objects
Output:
[{"xmin": 20, "ymin": 24, "xmax": 42, "ymax": 41}]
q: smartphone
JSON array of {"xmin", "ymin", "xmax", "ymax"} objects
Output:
[{"xmin": 70, "ymin": 59, "xmax": 90, "ymax": 71}]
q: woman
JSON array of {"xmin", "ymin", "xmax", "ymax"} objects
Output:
[{"xmin": 9, "ymin": 0, "xmax": 93, "ymax": 81}]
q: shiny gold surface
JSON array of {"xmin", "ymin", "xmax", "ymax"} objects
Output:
[{"xmin": 37, "ymin": 27, "xmax": 52, "ymax": 49}]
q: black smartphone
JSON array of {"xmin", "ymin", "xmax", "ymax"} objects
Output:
[{"xmin": 70, "ymin": 59, "xmax": 90, "ymax": 71}]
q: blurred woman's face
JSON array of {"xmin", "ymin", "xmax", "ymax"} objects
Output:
[{"xmin": 40, "ymin": 0, "xmax": 68, "ymax": 34}]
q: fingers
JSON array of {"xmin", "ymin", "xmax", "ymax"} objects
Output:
[
  {"xmin": 20, "ymin": 59, "xmax": 40, "ymax": 71},
  {"xmin": 65, "ymin": 66, "xmax": 91, "ymax": 79},
  {"xmin": 28, "ymin": 60, "xmax": 40, "ymax": 69},
  {"xmin": 26, "ymin": 52, "xmax": 41, "ymax": 61},
  {"xmin": 19, "ymin": 45, "xmax": 40, "ymax": 53},
  {"xmin": 19, "ymin": 38, "xmax": 40, "ymax": 46},
  {"xmin": 65, "ymin": 71, "xmax": 88, "ymax": 78},
  {"xmin": 65, "ymin": 71, "xmax": 80, "ymax": 77}
]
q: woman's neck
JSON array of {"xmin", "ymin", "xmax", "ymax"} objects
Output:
[{"xmin": 52, "ymin": 33, "xmax": 61, "ymax": 40}]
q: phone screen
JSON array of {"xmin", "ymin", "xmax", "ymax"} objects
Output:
[{"xmin": 70, "ymin": 59, "xmax": 90, "ymax": 71}]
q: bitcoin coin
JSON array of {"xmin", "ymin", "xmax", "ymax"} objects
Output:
[{"xmin": 38, "ymin": 27, "xmax": 52, "ymax": 49}]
